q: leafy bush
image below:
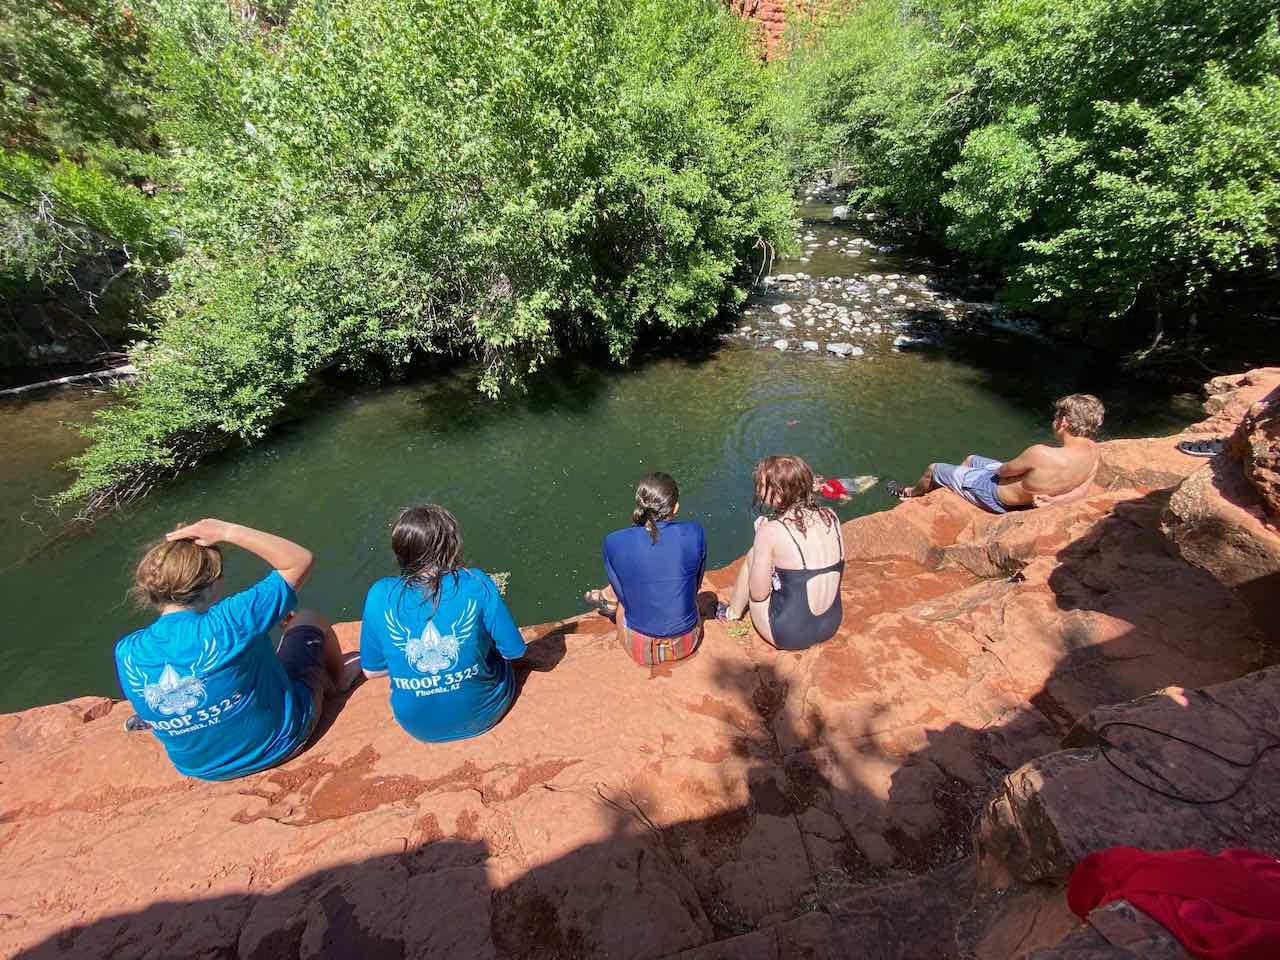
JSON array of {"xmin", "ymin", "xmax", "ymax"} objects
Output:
[
  {"xmin": 775, "ymin": 0, "xmax": 1280, "ymax": 354},
  {"xmin": 0, "ymin": 0, "xmax": 165, "ymax": 344},
  {"xmin": 61, "ymin": 0, "xmax": 792, "ymax": 510}
]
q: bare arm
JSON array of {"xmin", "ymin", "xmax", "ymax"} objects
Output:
[
  {"xmin": 997, "ymin": 445, "xmax": 1048, "ymax": 479},
  {"xmin": 747, "ymin": 521, "xmax": 775, "ymax": 603},
  {"xmin": 167, "ymin": 519, "xmax": 315, "ymax": 588}
]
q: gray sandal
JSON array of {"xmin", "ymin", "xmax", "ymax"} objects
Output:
[{"xmin": 1176, "ymin": 438, "xmax": 1224, "ymax": 457}]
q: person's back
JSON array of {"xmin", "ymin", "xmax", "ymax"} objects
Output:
[
  {"xmin": 603, "ymin": 520, "xmax": 705, "ymax": 637},
  {"xmin": 117, "ymin": 575, "xmax": 314, "ymax": 779},
  {"xmin": 995, "ymin": 440, "xmax": 1098, "ymax": 507},
  {"xmin": 362, "ymin": 570, "xmax": 523, "ymax": 741},
  {"xmin": 360, "ymin": 505, "xmax": 527, "ymax": 742},
  {"xmin": 891, "ymin": 394, "xmax": 1106, "ymax": 513},
  {"xmin": 761, "ymin": 506, "xmax": 844, "ymax": 650},
  {"xmin": 594, "ymin": 472, "xmax": 707, "ymax": 666},
  {"xmin": 116, "ymin": 520, "xmax": 342, "ymax": 781},
  {"xmin": 721, "ymin": 455, "xmax": 846, "ymax": 651}
]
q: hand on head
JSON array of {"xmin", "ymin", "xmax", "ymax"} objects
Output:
[{"xmin": 167, "ymin": 518, "xmax": 233, "ymax": 547}]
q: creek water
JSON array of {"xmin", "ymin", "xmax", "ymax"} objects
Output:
[{"xmin": 0, "ymin": 199, "xmax": 1201, "ymax": 713}]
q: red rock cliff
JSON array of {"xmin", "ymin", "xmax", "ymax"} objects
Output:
[
  {"xmin": 728, "ymin": 0, "xmax": 833, "ymax": 54},
  {"xmin": 2, "ymin": 369, "xmax": 1277, "ymax": 959}
]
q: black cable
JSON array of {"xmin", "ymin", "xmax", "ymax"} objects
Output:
[{"xmin": 1096, "ymin": 720, "xmax": 1280, "ymax": 805}]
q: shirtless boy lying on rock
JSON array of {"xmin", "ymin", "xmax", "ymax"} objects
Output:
[{"xmin": 889, "ymin": 394, "xmax": 1105, "ymax": 514}]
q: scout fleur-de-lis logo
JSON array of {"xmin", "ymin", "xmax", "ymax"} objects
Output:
[
  {"xmin": 122, "ymin": 638, "xmax": 217, "ymax": 716},
  {"xmin": 385, "ymin": 599, "xmax": 477, "ymax": 675}
]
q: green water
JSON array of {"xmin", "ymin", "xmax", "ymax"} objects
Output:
[{"xmin": 0, "ymin": 205, "xmax": 1201, "ymax": 713}]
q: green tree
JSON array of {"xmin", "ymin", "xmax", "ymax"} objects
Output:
[
  {"xmin": 61, "ymin": 0, "xmax": 793, "ymax": 511},
  {"xmin": 775, "ymin": 0, "xmax": 1280, "ymax": 361}
]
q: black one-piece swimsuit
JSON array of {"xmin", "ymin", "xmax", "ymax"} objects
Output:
[{"xmin": 767, "ymin": 517, "xmax": 845, "ymax": 651}]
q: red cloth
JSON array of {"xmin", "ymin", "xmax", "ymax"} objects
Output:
[
  {"xmin": 819, "ymin": 478, "xmax": 849, "ymax": 499},
  {"xmin": 1068, "ymin": 846, "xmax": 1280, "ymax": 959}
]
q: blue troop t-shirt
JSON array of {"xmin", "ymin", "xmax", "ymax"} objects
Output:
[
  {"xmin": 115, "ymin": 572, "xmax": 314, "ymax": 781},
  {"xmin": 361, "ymin": 569, "xmax": 527, "ymax": 743},
  {"xmin": 603, "ymin": 520, "xmax": 706, "ymax": 637}
]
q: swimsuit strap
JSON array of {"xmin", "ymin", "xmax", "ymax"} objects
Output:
[
  {"xmin": 782, "ymin": 509, "xmax": 844, "ymax": 567},
  {"xmin": 778, "ymin": 520, "xmax": 807, "ymax": 569}
]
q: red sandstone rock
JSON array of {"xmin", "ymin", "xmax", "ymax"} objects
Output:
[
  {"xmin": 1, "ymin": 370, "xmax": 1276, "ymax": 958},
  {"xmin": 974, "ymin": 666, "xmax": 1280, "ymax": 894},
  {"xmin": 726, "ymin": 0, "xmax": 833, "ymax": 55},
  {"xmin": 1226, "ymin": 372, "xmax": 1280, "ymax": 521},
  {"xmin": 1162, "ymin": 458, "xmax": 1280, "ymax": 627},
  {"xmin": 1028, "ymin": 899, "xmax": 1189, "ymax": 959}
]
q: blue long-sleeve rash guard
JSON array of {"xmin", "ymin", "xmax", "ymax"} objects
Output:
[{"xmin": 603, "ymin": 520, "xmax": 706, "ymax": 637}]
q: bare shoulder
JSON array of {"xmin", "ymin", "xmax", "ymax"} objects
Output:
[
  {"xmin": 1020, "ymin": 443, "xmax": 1058, "ymax": 463},
  {"xmin": 756, "ymin": 517, "xmax": 793, "ymax": 553}
]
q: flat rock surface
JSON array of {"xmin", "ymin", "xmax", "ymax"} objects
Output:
[
  {"xmin": 2, "ymin": 372, "xmax": 1276, "ymax": 959},
  {"xmin": 975, "ymin": 665, "xmax": 1280, "ymax": 895}
]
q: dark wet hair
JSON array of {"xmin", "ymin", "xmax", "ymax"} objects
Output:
[
  {"xmin": 391, "ymin": 504, "xmax": 463, "ymax": 603},
  {"xmin": 753, "ymin": 455, "xmax": 833, "ymax": 536},
  {"xmin": 633, "ymin": 472, "xmax": 679, "ymax": 544}
]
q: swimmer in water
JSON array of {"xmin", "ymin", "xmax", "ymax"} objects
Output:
[{"xmin": 813, "ymin": 475, "xmax": 879, "ymax": 503}]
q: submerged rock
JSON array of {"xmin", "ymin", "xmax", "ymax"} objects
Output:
[{"xmin": 770, "ymin": 303, "xmax": 793, "ymax": 316}]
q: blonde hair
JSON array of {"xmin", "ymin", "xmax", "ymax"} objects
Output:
[
  {"xmin": 1054, "ymin": 394, "xmax": 1105, "ymax": 439},
  {"xmin": 132, "ymin": 538, "xmax": 223, "ymax": 607}
]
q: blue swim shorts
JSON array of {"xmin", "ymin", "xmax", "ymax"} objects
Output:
[
  {"xmin": 275, "ymin": 623, "xmax": 333, "ymax": 755},
  {"xmin": 931, "ymin": 455, "xmax": 1007, "ymax": 514}
]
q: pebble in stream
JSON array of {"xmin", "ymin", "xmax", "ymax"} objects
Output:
[{"xmin": 741, "ymin": 187, "xmax": 1042, "ymax": 358}]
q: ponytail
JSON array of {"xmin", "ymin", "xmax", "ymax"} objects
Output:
[
  {"xmin": 633, "ymin": 506, "xmax": 661, "ymax": 544},
  {"xmin": 632, "ymin": 472, "xmax": 679, "ymax": 545}
]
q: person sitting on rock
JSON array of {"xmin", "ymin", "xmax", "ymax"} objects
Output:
[
  {"xmin": 360, "ymin": 504, "xmax": 527, "ymax": 741},
  {"xmin": 584, "ymin": 472, "xmax": 708, "ymax": 666},
  {"xmin": 888, "ymin": 394, "xmax": 1105, "ymax": 513},
  {"xmin": 718, "ymin": 455, "xmax": 845, "ymax": 651},
  {"xmin": 116, "ymin": 519, "xmax": 347, "ymax": 780}
]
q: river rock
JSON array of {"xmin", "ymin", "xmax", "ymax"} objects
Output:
[
  {"xmin": 806, "ymin": 298, "xmax": 821, "ymax": 306},
  {"xmin": 773, "ymin": 338, "xmax": 789, "ymax": 351},
  {"xmin": 773, "ymin": 273, "xmax": 796, "ymax": 283},
  {"xmin": 770, "ymin": 303, "xmax": 793, "ymax": 316},
  {"xmin": 826, "ymin": 342, "xmax": 862, "ymax": 357},
  {"xmin": 801, "ymin": 340, "xmax": 819, "ymax": 352},
  {"xmin": 832, "ymin": 205, "xmax": 850, "ymax": 221}
]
